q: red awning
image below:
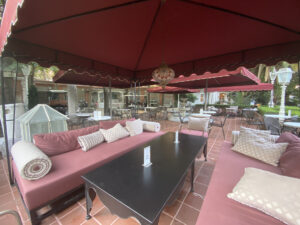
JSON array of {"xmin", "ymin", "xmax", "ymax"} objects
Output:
[
  {"xmin": 1, "ymin": 0, "xmax": 300, "ymax": 86},
  {"xmin": 206, "ymin": 83, "xmax": 273, "ymax": 92},
  {"xmin": 168, "ymin": 67, "xmax": 260, "ymax": 89},
  {"xmin": 147, "ymin": 86, "xmax": 199, "ymax": 94}
]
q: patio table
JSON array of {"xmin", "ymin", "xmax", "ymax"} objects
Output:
[
  {"xmin": 283, "ymin": 122, "xmax": 300, "ymax": 129},
  {"xmin": 242, "ymin": 108, "xmax": 258, "ymax": 111},
  {"xmin": 145, "ymin": 107, "xmax": 157, "ymax": 111},
  {"xmin": 203, "ymin": 111, "xmax": 216, "ymax": 114},
  {"xmin": 264, "ymin": 114, "xmax": 291, "ymax": 119},
  {"xmin": 191, "ymin": 113, "xmax": 211, "ymax": 118},
  {"xmin": 75, "ymin": 113, "xmax": 92, "ymax": 118},
  {"xmin": 74, "ymin": 113, "xmax": 92, "ymax": 126},
  {"xmin": 82, "ymin": 132, "xmax": 207, "ymax": 225},
  {"xmin": 88, "ymin": 116, "xmax": 111, "ymax": 121},
  {"xmin": 283, "ymin": 122, "xmax": 300, "ymax": 136}
]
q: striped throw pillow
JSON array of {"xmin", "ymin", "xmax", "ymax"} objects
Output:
[{"xmin": 78, "ymin": 130, "xmax": 104, "ymax": 151}]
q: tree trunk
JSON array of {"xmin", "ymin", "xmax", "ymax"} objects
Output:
[
  {"xmin": 103, "ymin": 88, "xmax": 109, "ymax": 115},
  {"xmin": 257, "ymin": 64, "xmax": 263, "ymax": 80}
]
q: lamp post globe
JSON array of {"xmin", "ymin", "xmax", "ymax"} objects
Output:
[{"xmin": 275, "ymin": 68, "xmax": 294, "ymax": 119}]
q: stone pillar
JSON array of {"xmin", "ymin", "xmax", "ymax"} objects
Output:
[
  {"xmin": 20, "ymin": 64, "xmax": 32, "ymax": 111},
  {"xmin": 67, "ymin": 85, "xmax": 78, "ymax": 115}
]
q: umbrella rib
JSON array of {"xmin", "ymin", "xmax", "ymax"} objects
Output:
[
  {"xmin": 134, "ymin": 0, "xmax": 162, "ymax": 71},
  {"xmin": 13, "ymin": 0, "xmax": 150, "ymax": 34},
  {"xmin": 179, "ymin": 0, "xmax": 300, "ymax": 35}
]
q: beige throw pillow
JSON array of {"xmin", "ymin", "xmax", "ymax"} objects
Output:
[
  {"xmin": 232, "ymin": 129, "xmax": 288, "ymax": 166},
  {"xmin": 240, "ymin": 126, "xmax": 271, "ymax": 135},
  {"xmin": 126, "ymin": 119, "xmax": 143, "ymax": 136},
  {"xmin": 228, "ymin": 168, "xmax": 300, "ymax": 225},
  {"xmin": 100, "ymin": 123, "xmax": 130, "ymax": 143},
  {"xmin": 78, "ymin": 130, "xmax": 104, "ymax": 151},
  {"xmin": 188, "ymin": 117, "xmax": 210, "ymax": 132},
  {"xmin": 240, "ymin": 126, "xmax": 271, "ymax": 141}
]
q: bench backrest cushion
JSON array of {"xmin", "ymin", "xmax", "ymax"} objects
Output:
[
  {"xmin": 99, "ymin": 118, "xmax": 135, "ymax": 129},
  {"xmin": 33, "ymin": 125, "xmax": 100, "ymax": 156},
  {"xmin": 277, "ymin": 132, "xmax": 300, "ymax": 178}
]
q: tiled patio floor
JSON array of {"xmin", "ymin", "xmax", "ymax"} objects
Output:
[{"xmin": 0, "ymin": 117, "xmax": 255, "ymax": 225}]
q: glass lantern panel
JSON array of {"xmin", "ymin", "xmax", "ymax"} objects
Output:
[{"xmin": 277, "ymin": 68, "xmax": 293, "ymax": 84}]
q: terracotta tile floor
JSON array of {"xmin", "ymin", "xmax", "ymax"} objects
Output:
[{"xmin": 0, "ymin": 117, "xmax": 255, "ymax": 225}]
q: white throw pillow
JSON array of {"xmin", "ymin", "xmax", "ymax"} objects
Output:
[
  {"xmin": 126, "ymin": 119, "xmax": 143, "ymax": 136},
  {"xmin": 228, "ymin": 168, "xmax": 300, "ymax": 225},
  {"xmin": 78, "ymin": 130, "xmax": 104, "ymax": 151},
  {"xmin": 100, "ymin": 123, "xmax": 130, "ymax": 143},
  {"xmin": 232, "ymin": 129, "xmax": 288, "ymax": 166},
  {"xmin": 188, "ymin": 117, "xmax": 209, "ymax": 132}
]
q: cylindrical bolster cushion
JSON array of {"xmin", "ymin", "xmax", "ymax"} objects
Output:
[
  {"xmin": 11, "ymin": 141, "xmax": 52, "ymax": 180},
  {"xmin": 141, "ymin": 121, "xmax": 161, "ymax": 132}
]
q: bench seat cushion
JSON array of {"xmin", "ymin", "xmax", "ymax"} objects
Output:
[
  {"xmin": 14, "ymin": 131, "xmax": 164, "ymax": 210},
  {"xmin": 33, "ymin": 125, "xmax": 100, "ymax": 156},
  {"xmin": 196, "ymin": 141, "xmax": 284, "ymax": 225},
  {"xmin": 180, "ymin": 129, "xmax": 208, "ymax": 138}
]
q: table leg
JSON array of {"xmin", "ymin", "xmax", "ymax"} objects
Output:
[
  {"xmin": 85, "ymin": 183, "xmax": 92, "ymax": 220},
  {"xmin": 190, "ymin": 160, "xmax": 195, "ymax": 192},
  {"xmin": 204, "ymin": 143, "xmax": 207, "ymax": 161}
]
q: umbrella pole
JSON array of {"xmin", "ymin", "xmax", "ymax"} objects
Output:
[
  {"xmin": 204, "ymin": 79, "xmax": 208, "ymax": 110},
  {"xmin": 109, "ymin": 78, "xmax": 112, "ymax": 117},
  {"xmin": 177, "ymin": 93, "xmax": 180, "ymax": 108},
  {"xmin": 134, "ymin": 81, "xmax": 137, "ymax": 117}
]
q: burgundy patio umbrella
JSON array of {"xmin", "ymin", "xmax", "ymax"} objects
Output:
[
  {"xmin": 168, "ymin": 66, "xmax": 262, "ymax": 108},
  {"xmin": 0, "ymin": 0, "xmax": 300, "ymax": 88},
  {"xmin": 168, "ymin": 67, "xmax": 260, "ymax": 89},
  {"xmin": 147, "ymin": 86, "xmax": 199, "ymax": 108},
  {"xmin": 147, "ymin": 86, "xmax": 199, "ymax": 94},
  {"xmin": 206, "ymin": 83, "xmax": 273, "ymax": 92}
]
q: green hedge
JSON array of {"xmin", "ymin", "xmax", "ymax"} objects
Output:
[{"xmin": 258, "ymin": 105, "xmax": 300, "ymax": 117}]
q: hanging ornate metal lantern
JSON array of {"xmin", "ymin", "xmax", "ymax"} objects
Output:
[{"xmin": 152, "ymin": 62, "xmax": 175, "ymax": 88}]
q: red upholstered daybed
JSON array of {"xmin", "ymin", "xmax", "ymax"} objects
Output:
[
  {"xmin": 196, "ymin": 141, "xmax": 285, "ymax": 225},
  {"xmin": 12, "ymin": 121, "xmax": 165, "ymax": 225}
]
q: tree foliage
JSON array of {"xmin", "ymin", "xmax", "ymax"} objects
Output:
[
  {"xmin": 179, "ymin": 93, "xmax": 197, "ymax": 103},
  {"xmin": 28, "ymin": 85, "xmax": 39, "ymax": 109}
]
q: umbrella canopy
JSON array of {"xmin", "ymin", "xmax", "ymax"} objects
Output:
[
  {"xmin": 1, "ymin": 0, "xmax": 300, "ymax": 87},
  {"xmin": 206, "ymin": 83, "xmax": 273, "ymax": 92},
  {"xmin": 147, "ymin": 86, "xmax": 199, "ymax": 93},
  {"xmin": 168, "ymin": 67, "xmax": 260, "ymax": 88}
]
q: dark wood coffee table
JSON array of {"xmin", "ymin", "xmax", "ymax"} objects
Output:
[{"xmin": 82, "ymin": 132, "xmax": 207, "ymax": 225}]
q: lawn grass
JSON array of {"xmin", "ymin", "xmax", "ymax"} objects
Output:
[{"xmin": 258, "ymin": 105, "xmax": 300, "ymax": 117}]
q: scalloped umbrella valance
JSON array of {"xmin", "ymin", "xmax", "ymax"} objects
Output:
[
  {"xmin": 0, "ymin": 0, "xmax": 300, "ymax": 87},
  {"xmin": 147, "ymin": 86, "xmax": 199, "ymax": 93},
  {"xmin": 206, "ymin": 83, "xmax": 273, "ymax": 92}
]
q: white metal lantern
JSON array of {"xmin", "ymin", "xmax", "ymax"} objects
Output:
[
  {"xmin": 269, "ymin": 69, "xmax": 277, "ymax": 82},
  {"xmin": 152, "ymin": 62, "xmax": 175, "ymax": 88},
  {"xmin": 276, "ymin": 68, "xmax": 294, "ymax": 85},
  {"xmin": 17, "ymin": 104, "xmax": 68, "ymax": 142},
  {"xmin": 271, "ymin": 68, "xmax": 295, "ymax": 119}
]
